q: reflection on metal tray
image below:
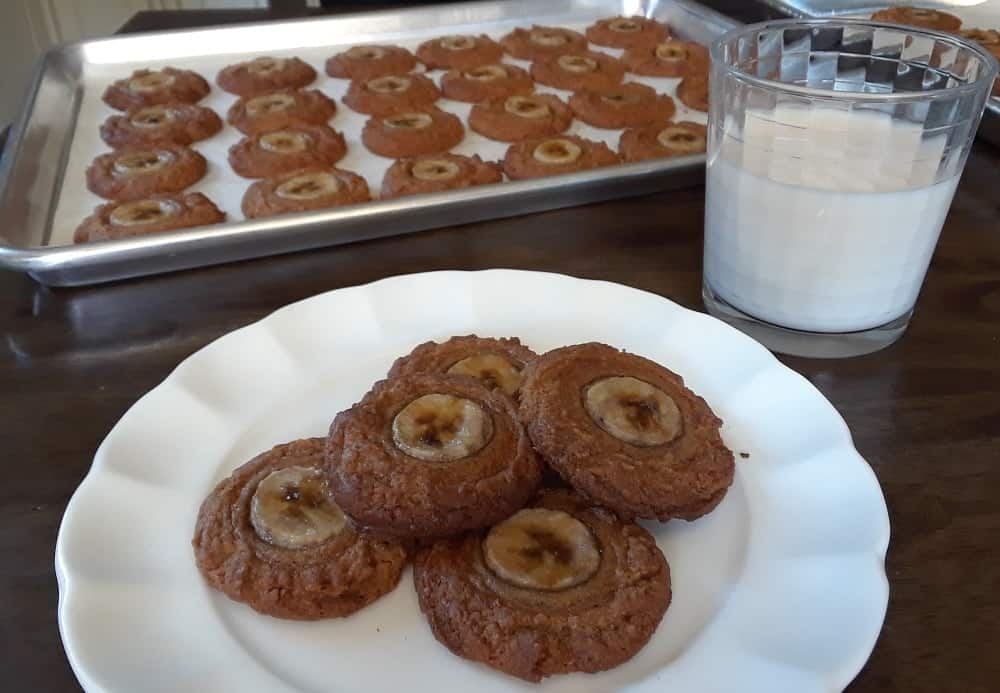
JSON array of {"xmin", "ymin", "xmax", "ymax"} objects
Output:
[
  {"xmin": 0, "ymin": 0, "xmax": 737, "ymax": 287},
  {"xmin": 759, "ymin": 0, "xmax": 1000, "ymax": 148}
]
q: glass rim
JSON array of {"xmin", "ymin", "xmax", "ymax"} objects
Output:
[{"xmin": 710, "ymin": 17, "xmax": 1000, "ymax": 103}]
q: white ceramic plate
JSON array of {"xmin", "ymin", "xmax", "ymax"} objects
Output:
[{"xmin": 56, "ymin": 270, "xmax": 890, "ymax": 693}]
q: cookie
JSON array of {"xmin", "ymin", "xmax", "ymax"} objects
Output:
[
  {"xmin": 325, "ymin": 44, "xmax": 418, "ymax": 81},
  {"xmin": 241, "ymin": 167, "xmax": 371, "ymax": 218},
  {"xmin": 585, "ymin": 15, "xmax": 671, "ymax": 49},
  {"xmin": 530, "ymin": 51, "xmax": 626, "ymax": 91},
  {"xmin": 102, "ymin": 67, "xmax": 210, "ymax": 111},
  {"xmin": 959, "ymin": 29, "xmax": 1000, "ymax": 95},
  {"xmin": 519, "ymin": 342, "xmax": 735, "ymax": 521},
  {"xmin": 326, "ymin": 373, "xmax": 542, "ymax": 539},
  {"xmin": 871, "ymin": 6, "xmax": 962, "ymax": 31},
  {"xmin": 413, "ymin": 488, "xmax": 671, "ymax": 682},
  {"xmin": 228, "ymin": 124, "xmax": 347, "ymax": 179},
  {"xmin": 500, "ymin": 25, "xmax": 588, "ymax": 61},
  {"xmin": 73, "ymin": 192, "xmax": 224, "ymax": 244},
  {"xmin": 416, "ymin": 34, "xmax": 505, "ymax": 70},
  {"xmin": 503, "ymin": 135, "xmax": 619, "ymax": 180},
  {"xmin": 386, "ymin": 335, "xmax": 537, "ymax": 397},
  {"xmin": 192, "ymin": 438, "xmax": 408, "ymax": 620},
  {"xmin": 216, "ymin": 56, "xmax": 317, "ymax": 97},
  {"xmin": 100, "ymin": 103, "xmax": 222, "ymax": 148},
  {"xmin": 227, "ymin": 89, "xmax": 337, "ymax": 135},
  {"xmin": 380, "ymin": 154, "xmax": 502, "ymax": 199},
  {"xmin": 86, "ymin": 144, "xmax": 207, "ymax": 201},
  {"xmin": 439, "ymin": 63, "xmax": 534, "ymax": 103},
  {"xmin": 569, "ymin": 82, "xmax": 675, "ymax": 129},
  {"xmin": 677, "ymin": 74, "xmax": 709, "ymax": 112},
  {"xmin": 469, "ymin": 94, "xmax": 572, "ymax": 142},
  {"xmin": 342, "ymin": 73, "xmax": 441, "ymax": 116},
  {"xmin": 622, "ymin": 39, "xmax": 709, "ymax": 78},
  {"xmin": 618, "ymin": 121, "xmax": 707, "ymax": 162},
  {"xmin": 361, "ymin": 107, "xmax": 464, "ymax": 158}
]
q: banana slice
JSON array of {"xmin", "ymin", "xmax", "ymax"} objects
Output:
[
  {"xmin": 250, "ymin": 465, "xmax": 347, "ymax": 550},
  {"xmin": 113, "ymin": 149, "xmax": 174, "ymax": 175},
  {"xmin": 532, "ymin": 138, "xmax": 582, "ymax": 165},
  {"xmin": 384, "ymin": 112, "xmax": 433, "ymax": 130},
  {"xmin": 367, "ymin": 75, "xmax": 412, "ymax": 94},
  {"xmin": 411, "ymin": 158, "xmax": 461, "ymax": 182},
  {"xmin": 599, "ymin": 92, "xmax": 642, "ymax": 107},
  {"xmin": 530, "ymin": 29, "xmax": 569, "ymax": 47},
  {"xmin": 246, "ymin": 93, "xmax": 296, "ymax": 117},
  {"xmin": 583, "ymin": 375, "xmax": 681, "ymax": 446},
  {"xmin": 557, "ymin": 54, "xmax": 598, "ymax": 74},
  {"xmin": 109, "ymin": 199, "xmax": 178, "ymax": 227},
  {"xmin": 128, "ymin": 71, "xmax": 175, "ymax": 93},
  {"xmin": 463, "ymin": 65, "xmax": 507, "ymax": 81},
  {"xmin": 346, "ymin": 45, "xmax": 387, "ymax": 61},
  {"xmin": 446, "ymin": 354, "xmax": 523, "ymax": 396},
  {"xmin": 440, "ymin": 35, "xmax": 476, "ymax": 51},
  {"xmin": 483, "ymin": 508, "xmax": 600, "ymax": 591},
  {"xmin": 392, "ymin": 393, "xmax": 493, "ymax": 462},
  {"xmin": 609, "ymin": 17, "xmax": 642, "ymax": 33},
  {"xmin": 276, "ymin": 171, "xmax": 340, "ymax": 200},
  {"xmin": 656, "ymin": 42, "xmax": 688, "ymax": 62},
  {"xmin": 504, "ymin": 96, "xmax": 551, "ymax": 119},
  {"xmin": 130, "ymin": 106, "xmax": 177, "ymax": 128},
  {"xmin": 260, "ymin": 130, "xmax": 311, "ymax": 153},
  {"xmin": 656, "ymin": 126, "xmax": 705, "ymax": 153},
  {"xmin": 248, "ymin": 57, "xmax": 287, "ymax": 76}
]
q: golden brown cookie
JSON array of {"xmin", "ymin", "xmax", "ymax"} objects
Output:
[
  {"xmin": 871, "ymin": 6, "xmax": 962, "ymax": 31},
  {"xmin": 387, "ymin": 335, "xmax": 537, "ymax": 396},
  {"xmin": 413, "ymin": 488, "xmax": 671, "ymax": 682},
  {"xmin": 241, "ymin": 167, "xmax": 371, "ymax": 218},
  {"xmin": 380, "ymin": 154, "xmax": 502, "ymax": 199},
  {"xmin": 530, "ymin": 50, "xmax": 626, "ymax": 91},
  {"xmin": 503, "ymin": 135, "xmax": 619, "ymax": 180},
  {"xmin": 500, "ymin": 25, "xmax": 588, "ymax": 61},
  {"xmin": 585, "ymin": 15, "xmax": 671, "ymax": 49},
  {"xmin": 326, "ymin": 373, "xmax": 543, "ymax": 539},
  {"xmin": 226, "ymin": 89, "xmax": 337, "ymax": 136},
  {"xmin": 623, "ymin": 39, "xmax": 710, "ymax": 78},
  {"xmin": 959, "ymin": 29, "xmax": 1000, "ymax": 95},
  {"xmin": 439, "ymin": 63, "xmax": 534, "ymax": 103},
  {"xmin": 193, "ymin": 438, "xmax": 408, "ymax": 620},
  {"xmin": 519, "ymin": 342, "xmax": 735, "ymax": 521},
  {"xmin": 73, "ymin": 192, "xmax": 225, "ymax": 244},
  {"xmin": 469, "ymin": 94, "xmax": 573, "ymax": 142},
  {"xmin": 677, "ymin": 74, "xmax": 709, "ymax": 112},
  {"xmin": 228, "ymin": 125, "xmax": 347, "ymax": 179},
  {"xmin": 361, "ymin": 107, "xmax": 464, "ymax": 158},
  {"xmin": 569, "ymin": 82, "xmax": 676, "ymax": 129},
  {"xmin": 416, "ymin": 34, "xmax": 505, "ymax": 70},
  {"xmin": 86, "ymin": 144, "xmax": 207, "ymax": 201},
  {"xmin": 99, "ymin": 103, "xmax": 222, "ymax": 148},
  {"xmin": 102, "ymin": 68, "xmax": 210, "ymax": 111},
  {"xmin": 618, "ymin": 120, "xmax": 707, "ymax": 162},
  {"xmin": 325, "ymin": 44, "xmax": 418, "ymax": 81},
  {"xmin": 342, "ymin": 73, "xmax": 441, "ymax": 116},
  {"xmin": 216, "ymin": 56, "xmax": 317, "ymax": 97}
]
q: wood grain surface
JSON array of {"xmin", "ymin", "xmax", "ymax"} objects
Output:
[{"xmin": 0, "ymin": 2, "xmax": 997, "ymax": 691}]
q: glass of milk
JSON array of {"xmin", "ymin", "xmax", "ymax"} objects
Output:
[{"xmin": 703, "ymin": 19, "xmax": 998, "ymax": 357}]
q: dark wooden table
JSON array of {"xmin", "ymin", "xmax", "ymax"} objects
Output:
[{"xmin": 2, "ymin": 3, "xmax": 998, "ymax": 691}]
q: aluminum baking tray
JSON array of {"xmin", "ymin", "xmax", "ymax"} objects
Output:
[
  {"xmin": 0, "ymin": 0, "xmax": 737, "ymax": 287},
  {"xmin": 758, "ymin": 0, "xmax": 1000, "ymax": 147}
]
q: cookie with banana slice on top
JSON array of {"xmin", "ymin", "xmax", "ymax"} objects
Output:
[
  {"xmin": 102, "ymin": 67, "xmax": 210, "ymax": 111},
  {"xmin": 216, "ymin": 56, "xmax": 317, "ymax": 97},
  {"xmin": 413, "ymin": 487, "xmax": 672, "ymax": 682},
  {"xmin": 86, "ymin": 143, "xmax": 207, "ymax": 201},
  {"xmin": 585, "ymin": 15, "xmax": 671, "ymax": 49},
  {"xmin": 519, "ymin": 342, "xmax": 735, "ymax": 521},
  {"xmin": 241, "ymin": 166, "xmax": 371, "ymax": 219},
  {"xmin": 325, "ymin": 44, "xmax": 418, "ymax": 81},
  {"xmin": 415, "ymin": 34, "xmax": 504, "ymax": 70},
  {"xmin": 226, "ymin": 89, "xmax": 337, "ymax": 136},
  {"xmin": 379, "ymin": 154, "xmax": 502, "ymax": 199},
  {"xmin": 502, "ymin": 135, "xmax": 620, "ymax": 180},
  {"xmin": 326, "ymin": 372, "xmax": 542, "ymax": 539},
  {"xmin": 74, "ymin": 192, "xmax": 225, "ymax": 243},
  {"xmin": 193, "ymin": 438, "xmax": 408, "ymax": 620},
  {"xmin": 228, "ymin": 124, "xmax": 347, "ymax": 178}
]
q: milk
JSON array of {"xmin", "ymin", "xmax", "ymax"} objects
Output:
[{"xmin": 704, "ymin": 106, "xmax": 960, "ymax": 333}]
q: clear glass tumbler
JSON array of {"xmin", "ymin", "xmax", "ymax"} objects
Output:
[{"xmin": 703, "ymin": 19, "xmax": 998, "ymax": 357}]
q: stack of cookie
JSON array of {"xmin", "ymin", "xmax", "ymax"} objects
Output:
[
  {"xmin": 193, "ymin": 335, "xmax": 735, "ymax": 682},
  {"xmin": 74, "ymin": 14, "xmax": 713, "ymax": 244}
]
